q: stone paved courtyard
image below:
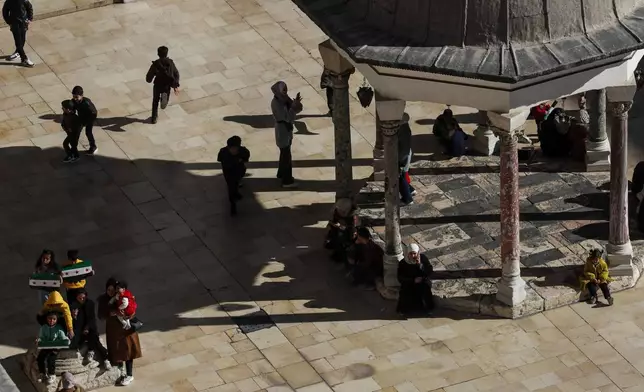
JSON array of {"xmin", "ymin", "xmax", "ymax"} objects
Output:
[{"xmin": 4, "ymin": 0, "xmax": 644, "ymax": 391}]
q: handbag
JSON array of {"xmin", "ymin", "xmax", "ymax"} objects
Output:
[{"xmin": 129, "ymin": 317, "xmax": 143, "ymax": 332}]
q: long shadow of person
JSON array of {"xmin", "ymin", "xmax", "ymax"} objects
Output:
[
  {"xmin": 223, "ymin": 113, "xmax": 328, "ymax": 136},
  {"xmin": 39, "ymin": 114, "xmax": 148, "ymax": 133}
]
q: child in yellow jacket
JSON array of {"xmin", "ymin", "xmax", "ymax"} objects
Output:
[
  {"xmin": 63, "ymin": 250, "xmax": 93, "ymax": 303},
  {"xmin": 38, "ymin": 291, "xmax": 74, "ymax": 339},
  {"xmin": 580, "ymin": 249, "xmax": 614, "ymax": 306}
]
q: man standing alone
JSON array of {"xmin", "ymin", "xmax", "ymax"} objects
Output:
[
  {"xmin": 145, "ymin": 46, "xmax": 180, "ymax": 124},
  {"xmin": 2, "ymin": 0, "xmax": 34, "ymax": 67}
]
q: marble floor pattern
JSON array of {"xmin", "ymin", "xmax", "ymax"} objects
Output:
[{"xmin": 3, "ymin": 0, "xmax": 644, "ymax": 391}]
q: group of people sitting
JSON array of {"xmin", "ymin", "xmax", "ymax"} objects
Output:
[
  {"xmin": 324, "ymin": 200, "xmax": 435, "ymax": 316},
  {"xmin": 531, "ymin": 96, "xmax": 588, "ymax": 160},
  {"xmin": 324, "ymin": 198, "xmax": 615, "ymax": 316},
  {"xmin": 31, "ymin": 249, "xmax": 140, "ymax": 387}
]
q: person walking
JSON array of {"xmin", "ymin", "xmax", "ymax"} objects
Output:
[
  {"xmin": 217, "ymin": 136, "xmax": 250, "ymax": 216},
  {"xmin": 61, "ymin": 100, "xmax": 82, "ymax": 163},
  {"xmin": 71, "ymin": 86, "xmax": 98, "ymax": 155},
  {"xmin": 145, "ymin": 46, "xmax": 180, "ymax": 124},
  {"xmin": 2, "ymin": 0, "xmax": 34, "ymax": 67},
  {"xmin": 271, "ymin": 81, "xmax": 302, "ymax": 188}
]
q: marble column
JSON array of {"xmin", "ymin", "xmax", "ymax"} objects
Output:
[
  {"xmin": 586, "ymin": 89, "xmax": 610, "ymax": 171},
  {"xmin": 471, "ymin": 111, "xmax": 499, "ymax": 156},
  {"xmin": 381, "ymin": 119, "xmax": 403, "ymax": 293},
  {"xmin": 489, "ymin": 110, "xmax": 529, "ymax": 306},
  {"xmin": 373, "ymin": 113, "xmax": 385, "ymax": 181},
  {"xmin": 606, "ymin": 100, "xmax": 634, "ymax": 275},
  {"xmin": 329, "ymin": 70, "xmax": 354, "ymax": 200},
  {"xmin": 375, "ymin": 96, "xmax": 406, "ymax": 299}
]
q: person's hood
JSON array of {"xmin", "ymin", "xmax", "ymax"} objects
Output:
[
  {"xmin": 271, "ymin": 81, "xmax": 290, "ymax": 103},
  {"xmin": 44, "ymin": 291, "xmax": 67, "ymax": 307}
]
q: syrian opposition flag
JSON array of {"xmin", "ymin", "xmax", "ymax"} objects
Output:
[
  {"xmin": 29, "ymin": 273, "xmax": 61, "ymax": 290},
  {"xmin": 61, "ymin": 261, "xmax": 93, "ymax": 282},
  {"xmin": 38, "ymin": 339, "xmax": 70, "ymax": 350}
]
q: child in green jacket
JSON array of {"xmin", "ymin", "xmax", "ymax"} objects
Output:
[{"xmin": 36, "ymin": 312, "xmax": 70, "ymax": 384}]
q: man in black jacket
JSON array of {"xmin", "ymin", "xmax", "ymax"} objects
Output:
[
  {"xmin": 70, "ymin": 289, "xmax": 111, "ymax": 369},
  {"xmin": 217, "ymin": 136, "xmax": 250, "ymax": 216},
  {"xmin": 2, "ymin": 0, "xmax": 34, "ymax": 67},
  {"xmin": 61, "ymin": 100, "xmax": 82, "ymax": 163},
  {"xmin": 71, "ymin": 86, "xmax": 98, "ymax": 154},
  {"xmin": 145, "ymin": 45, "xmax": 180, "ymax": 124}
]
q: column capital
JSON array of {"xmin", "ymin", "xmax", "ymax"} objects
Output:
[
  {"xmin": 380, "ymin": 119, "xmax": 401, "ymax": 137},
  {"xmin": 375, "ymin": 93, "xmax": 406, "ymax": 123},
  {"xmin": 608, "ymin": 101, "xmax": 633, "ymax": 118},
  {"xmin": 328, "ymin": 69, "xmax": 354, "ymax": 89},
  {"xmin": 487, "ymin": 109, "xmax": 530, "ymax": 134},
  {"xmin": 319, "ymin": 39, "xmax": 355, "ymax": 75}
]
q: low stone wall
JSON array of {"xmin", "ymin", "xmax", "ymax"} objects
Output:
[{"xmin": 0, "ymin": 362, "xmax": 21, "ymax": 392}]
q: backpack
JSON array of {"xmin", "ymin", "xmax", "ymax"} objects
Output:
[{"xmin": 155, "ymin": 60, "xmax": 176, "ymax": 86}]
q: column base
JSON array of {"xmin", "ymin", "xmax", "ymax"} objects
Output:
[
  {"xmin": 496, "ymin": 276, "xmax": 527, "ymax": 306},
  {"xmin": 383, "ymin": 252, "xmax": 403, "ymax": 289},
  {"xmin": 585, "ymin": 139, "xmax": 610, "ymax": 172},
  {"xmin": 470, "ymin": 125, "xmax": 499, "ymax": 156},
  {"xmin": 607, "ymin": 241, "xmax": 635, "ymax": 276}
]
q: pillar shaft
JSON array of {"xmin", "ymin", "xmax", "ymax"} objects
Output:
[
  {"xmin": 608, "ymin": 102, "xmax": 632, "ymax": 249},
  {"xmin": 374, "ymin": 114, "xmax": 384, "ymax": 157},
  {"xmin": 496, "ymin": 130, "xmax": 526, "ymax": 305},
  {"xmin": 381, "ymin": 120, "xmax": 403, "ymax": 289},
  {"xmin": 589, "ymin": 89, "xmax": 608, "ymax": 143},
  {"xmin": 329, "ymin": 72, "xmax": 353, "ymax": 200}
]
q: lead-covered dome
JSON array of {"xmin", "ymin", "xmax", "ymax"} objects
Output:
[{"xmin": 293, "ymin": 0, "xmax": 644, "ymax": 82}]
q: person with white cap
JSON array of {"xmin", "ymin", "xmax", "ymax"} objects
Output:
[
  {"xmin": 57, "ymin": 371, "xmax": 84, "ymax": 392},
  {"xmin": 396, "ymin": 243, "xmax": 434, "ymax": 316}
]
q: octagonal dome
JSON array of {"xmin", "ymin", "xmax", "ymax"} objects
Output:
[{"xmin": 293, "ymin": 0, "xmax": 644, "ymax": 83}]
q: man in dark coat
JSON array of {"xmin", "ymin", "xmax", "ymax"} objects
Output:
[
  {"xmin": 2, "ymin": 0, "xmax": 34, "ymax": 67},
  {"xmin": 71, "ymin": 86, "xmax": 98, "ymax": 154},
  {"xmin": 217, "ymin": 136, "xmax": 250, "ymax": 216},
  {"xmin": 61, "ymin": 100, "xmax": 82, "ymax": 163},
  {"xmin": 70, "ymin": 289, "xmax": 111, "ymax": 369},
  {"xmin": 145, "ymin": 45, "xmax": 180, "ymax": 124},
  {"xmin": 351, "ymin": 227, "xmax": 384, "ymax": 289}
]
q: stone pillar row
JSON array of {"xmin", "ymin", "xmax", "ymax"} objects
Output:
[{"xmin": 586, "ymin": 89, "xmax": 610, "ymax": 171}]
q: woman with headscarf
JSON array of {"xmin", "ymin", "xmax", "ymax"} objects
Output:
[
  {"xmin": 97, "ymin": 277, "xmax": 142, "ymax": 386},
  {"xmin": 396, "ymin": 243, "xmax": 434, "ymax": 316},
  {"xmin": 432, "ymin": 109, "xmax": 467, "ymax": 157},
  {"xmin": 271, "ymin": 81, "xmax": 302, "ymax": 188}
]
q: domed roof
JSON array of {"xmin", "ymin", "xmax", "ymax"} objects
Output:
[{"xmin": 293, "ymin": 0, "xmax": 644, "ymax": 83}]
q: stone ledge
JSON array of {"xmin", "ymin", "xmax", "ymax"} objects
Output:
[
  {"xmin": 0, "ymin": 363, "xmax": 20, "ymax": 392},
  {"xmin": 0, "ymin": 0, "xmax": 132, "ymax": 28},
  {"xmin": 22, "ymin": 348, "xmax": 121, "ymax": 391}
]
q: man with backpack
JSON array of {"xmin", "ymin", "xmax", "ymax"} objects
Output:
[{"xmin": 145, "ymin": 46, "xmax": 180, "ymax": 124}]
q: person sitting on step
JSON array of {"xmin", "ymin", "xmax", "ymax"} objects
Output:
[{"xmin": 580, "ymin": 249, "xmax": 614, "ymax": 306}]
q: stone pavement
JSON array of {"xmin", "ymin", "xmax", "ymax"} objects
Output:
[{"xmin": 3, "ymin": 0, "xmax": 644, "ymax": 391}]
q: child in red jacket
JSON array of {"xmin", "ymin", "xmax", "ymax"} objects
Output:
[{"xmin": 109, "ymin": 281, "xmax": 137, "ymax": 330}]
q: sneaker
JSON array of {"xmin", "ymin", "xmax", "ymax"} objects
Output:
[
  {"xmin": 410, "ymin": 189, "xmax": 418, "ymax": 196},
  {"xmin": 282, "ymin": 182, "xmax": 297, "ymax": 188},
  {"xmin": 87, "ymin": 146, "xmax": 98, "ymax": 155},
  {"xmin": 63, "ymin": 156, "xmax": 74, "ymax": 163},
  {"xmin": 151, "ymin": 117, "xmax": 157, "ymax": 124},
  {"xmin": 589, "ymin": 296, "xmax": 597, "ymax": 305},
  {"xmin": 402, "ymin": 200, "xmax": 414, "ymax": 206},
  {"xmin": 608, "ymin": 297, "xmax": 614, "ymax": 306},
  {"xmin": 160, "ymin": 92, "xmax": 169, "ymax": 109},
  {"xmin": 86, "ymin": 351, "xmax": 95, "ymax": 362},
  {"xmin": 104, "ymin": 360, "xmax": 112, "ymax": 370},
  {"xmin": 21, "ymin": 59, "xmax": 34, "ymax": 67},
  {"xmin": 47, "ymin": 375, "xmax": 56, "ymax": 384},
  {"xmin": 6, "ymin": 52, "xmax": 19, "ymax": 61},
  {"xmin": 38, "ymin": 373, "xmax": 46, "ymax": 383},
  {"xmin": 71, "ymin": 156, "xmax": 80, "ymax": 163},
  {"xmin": 119, "ymin": 376, "xmax": 134, "ymax": 386}
]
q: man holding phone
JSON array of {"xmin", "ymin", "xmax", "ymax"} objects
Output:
[{"xmin": 270, "ymin": 81, "xmax": 302, "ymax": 188}]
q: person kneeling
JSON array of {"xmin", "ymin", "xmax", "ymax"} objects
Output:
[
  {"xmin": 36, "ymin": 312, "xmax": 70, "ymax": 385},
  {"xmin": 351, "ymin": 227, "xmax": 384, "ymax": 290},
  {"xmin": 397, "ymin": 244, "xmax": 434, "ymax": 316},
  {"xmin": 580, "ymin": 249, "xmax": 614, "ymax": 306}
]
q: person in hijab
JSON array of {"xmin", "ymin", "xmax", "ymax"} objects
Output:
[
  {"xmin": 324, "ymin": 199, "xmax": 357, "ymax": 264},
  {"xmin": 396, "ymin": 243, "xmax": 434, "ymax": 316},
  {"xmin": 580, "ymin": 249, "xmax": 614, "ymax": 306},
  {"xmin": 271, "ymin": 81, "xmax": 302, "ymax": 188},
  {"xmin": 57, "ymin": 371, "xmax": 85, "ymax": 392},
  {"xmin": 538, "ymin": 107, "xmax": 572, "ymax": 157}
]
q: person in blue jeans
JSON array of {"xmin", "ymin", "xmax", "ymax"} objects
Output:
[{"xmin": 398, "ymin": 113, "xmax": 415, "ymax": 205}]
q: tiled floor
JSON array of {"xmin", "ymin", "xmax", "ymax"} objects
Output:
[{"xmin": 3, "ymin": 0, "xmax": 644, "ymax": 391}]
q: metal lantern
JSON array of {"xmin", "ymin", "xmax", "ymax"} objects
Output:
[{"xmin": 356, "ymin": 78, "xmax": 373, "ymax": 108}]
